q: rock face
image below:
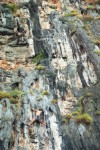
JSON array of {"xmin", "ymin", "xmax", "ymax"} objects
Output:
[{"xmin": 0, "ymin": 0, "xmax": 100, "ymax": 150}]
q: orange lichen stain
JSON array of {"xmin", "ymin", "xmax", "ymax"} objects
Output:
[
  {"xmin": 0, "ymin": 60, "xmax": 35, "ymax": 71},
  {"xmin": 0, "ymin": 60, "xmax": 10, "ymax": 70},
  {"xmin": 0, "ymin": 60, "xmax": 18, "ymax": 70}
]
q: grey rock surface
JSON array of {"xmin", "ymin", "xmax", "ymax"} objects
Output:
[{"xmin": 0, "ymin": 0, "xmax": 100, "ymax": 150}]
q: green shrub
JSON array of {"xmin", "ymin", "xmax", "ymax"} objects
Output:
[
  {"xmin": 92, "ymin": 38, "xmax": 100, "ymax": 46},
  {"xmin": 77, "ymin": 15, "xmax": 83, "ymax": 19},
  {"xmin": 6, "ymin": 3, "xmax": 19, "ymax": 13},
  {"xmin": 0, "ymin": 91, "xmax": 18, "ymax": 104},
  {"xmin": 65, "ymin": 10, "xmax": 78, "ymax": 17},
  {"xmin": 30, "ymin": 90, "xmax": 34, "ymax": 96},
  {"xmin": 10, "ymin": 98, "xmax": 19, "ymax": 104},
  {"xmin": 66, "ymin": 114, "xmax": 72, "ymax": 119},
  {"xmin": 51, "ymin": 99, "xmax": 58, "ymax": 104},
  {"xmin": 10, "ymin": 90, "xmax": 25, "ymax": 104},
  {"xmin": 85, "ymin": 92, "xmax": 92, "ymax": 97},
  {"xmin": 11, "ymin": 89, "xmax": 25, "ymax": 97},
  {"xmin": 94, "ymin": 50, "xmax": 100, "ymax": 56},
  {"xmin": 87, "ymin": 5, "xmax": 96, "ymax": 10},
  {"xmin": 0, "ymin": 91, "xmax": 12, "ymax": 99},
  {"xmin": 83, "ymin": 25, "xmax": 93, "ymax": 36},
  {"xmin": 0, "ymin": 90, "xmax": 25, "ymax": 104},
  {"xmin": 72, "ymin": 111, "xmax": 80, "ymax": 116},
  {"xmin": 87, "ymin": 30, "xmax": 93, "ymax": 36},
  {"xmin": 35, "ymin": 65, "xmax": 45, "ymax": 70},
  {"xmin": 95, "ymin": 111, "xmax": 100, "ymax": 115},
  {"xmin": 33, "ymin": 51, "xmax": 46, "ymax": 64},
  {"xmin": 42, "ymin": 90, "xmax": 49, "ymax": 96},
  {"xmin": 76, "ymin": 114, "xmax": 93, "ymax": 124},
  {"xmin": 84, "ymin": 25, "xmax": 90, "ymax": 31}
]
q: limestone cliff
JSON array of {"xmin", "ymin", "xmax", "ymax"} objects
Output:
[{"xmin": 0, "ymin": 0, "xmax": 100, "ymax": 150}]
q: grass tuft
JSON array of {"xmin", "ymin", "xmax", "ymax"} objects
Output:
[
  {"xmin": 66, "ymin": 114, "xmax": 72, "ymax": 119},
  {"xmin": 76, "ymin": 114, "xmax": 93, "ymax": 124},
  {"xmin": 91, "ymin": 38, "xmax": 100, "ymax": 46},
  {"xmin": 64, "ymin": 10, "xmax": 78, "ymax": 17},
  {"xmin": 72, "ymin": 111, "xmax": 80, "ymax": 116},
  {"xmin": 95, "ymin": 111, "xmax": 100, "ymax": 115},
  {"xmin": 35, "ymin": 65, "xmax": 45, "ymax": 70},
  {"xmin": 0, "ymin": 91, "xmax": 11, "ymax": 99},
  {"xmin": 6, "ymin": 3, "xmax": 19, "ymax": 13},
  {"xmin": 51, "ymin": 99, "xmax": 58, "ymax": 104},
  {"xmin": 42, "ymin": 90, "xmax": 50, "ymax": 96},
  {"xmin": 0, "ymin": 90, "xmax": 25, "ymax": 104},
  {"xmin": 33, "ymin": 52, "xmax": 46, "ymax": 64}
]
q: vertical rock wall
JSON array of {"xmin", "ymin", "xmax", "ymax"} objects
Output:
[{"xmin": 0, "ymin": 0, "xmax": 100, "ymax": 150}]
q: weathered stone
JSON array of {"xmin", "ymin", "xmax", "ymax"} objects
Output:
[
  {"xmin": 0, "ymin": 27, "xmax": 13, "ymax": 35},
  {"xmin": 0, "ymin": 0, "xmax": 100, "ymax": 150}
]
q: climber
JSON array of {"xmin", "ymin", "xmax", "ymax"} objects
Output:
[
  {"xmin": 27, "ymin": 18, "xmax": 30, "ymax": 33},
  {"xmin": 14, "ymin": 16, "xmax": 26, "ymax": 45},
  {"xmin": 52, "ymin": 53, "xmax": 56, "ymax": 58},
  {"xmin": 16, "ymin": 29, "xmax": 21, "ymax": 45},
  {"xmin": 49, "ymin": 21, "xmax": 54, "ymax": 29},
  {"xmin": 77, "ymin": 61, "xmax": 87, "ymax": 88},
  {"xmin": 80, "ymin": 7, "xmax": 87, "ymax": 17},
  {"xmin": 21, "ymin": 30, "xmax": 26, "ymax": 42},
  {"xmin": 86, "ymin": 55, "xmax": 92, "ymax": 68},
  {"xmin": 79, "ymin": 44, "xmax": 86, "ymax": 55},
  {"xmin": 28, "ymin": 108, "xmax": 46, "ymax": 126},
  {"xmin": 72, "ymin": 49, "xmax": 77, "ymax": 60},
  {"xmin": 3, "ymin": 100, "xmax": 7, "ymax": 111},
  {"xmin": 34, "ymin": 78, "xmax": 39, "ymax": 82}
]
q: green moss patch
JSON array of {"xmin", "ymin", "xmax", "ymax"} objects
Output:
[
  {"xmin": 92, "ymin": 38, "xmax": 100, "ymax": 46},
  {"xmin": 66, "ymin": 114, "xmax": 73, "ymax": 119},
  {"xmin": 64, "ymin": 10, "xmax": 78, "ymax": 17},
  {"xmin": 6, "ymin": 3, "xmax": 19, "ymax": 13},
  {"xmin": 0, "ymin": 90, "xmax": 25, "ymax": 104},
  {"xmin": 33, "ymin": 51, "xmax": 46, "ymax": 64},
  {"xmin": 95, "ymin": 111, "xmax": 100, "ymax": 115},
  {"xmin": 42, "ymin": 90, "xmax": 50, "ymax": 96},
  {"xmin": 0, "ymin": 92, "xmax": 12, "ymax": 99},
  {"xmin": 76, "ymin": 114, "xmax": 93, "ymax": 124},
  {"xmin": 94, "ymin": 50, "xmax": 100, "ymax": 56},
  {"xmin": 35, "ymin": 65, "xmax": 45, "ymax": 70},
  {"xmin": 51, "ymin": 99, "xmax": 58, "ymax": 104}
]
